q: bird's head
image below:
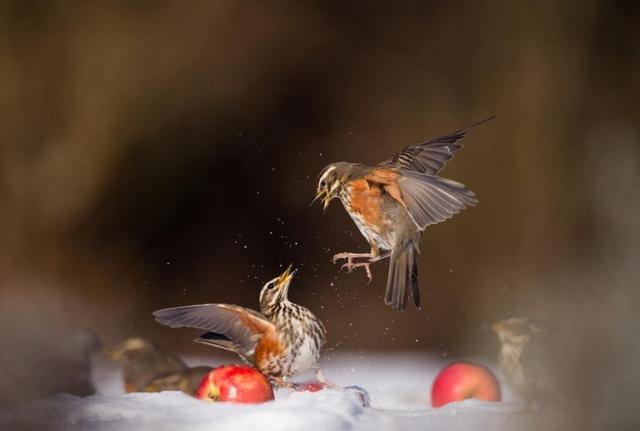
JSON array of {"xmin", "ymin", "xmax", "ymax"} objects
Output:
[
  {"xmin": 259, "ymin": 265, "xmax": 297, "ymax": 314},
  {"xmin": 106, "ymin": 337, "xmax": 154, "ymax": 361},
  {"xmin": 314, "ymin": 162, "xmax": 349, "ymax": 211},
  {"xmin": 491, "ymin": 317, "xmax": 541, "ymax": 348}
]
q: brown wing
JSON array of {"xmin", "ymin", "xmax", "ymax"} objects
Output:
[
  {"xmin": 379, "ymin": 116, "xmax": 494, "ymax": 175},
  {"xmin": 365, "ymin": 168, "xmax": 476, "ymax": 231},
  {"xmin": 396, "ymin": 171, "xmax": 477, "ymax": 230},
  {"xmin": 153, "ymin": 304, "xmax": 274, "ymax": 356}
]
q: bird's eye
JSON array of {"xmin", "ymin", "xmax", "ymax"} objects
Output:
[
  {"xmin": 320, "ymin": 180, "xmax": 326, "ymax": 188},
  {"xmin": 267, "ymin": 282, "xmax": 276, "ymax": 289}
]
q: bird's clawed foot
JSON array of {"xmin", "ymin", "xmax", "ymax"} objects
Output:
[
  {"xmin": 333, "ymin": 252, "xmax": 373, "ymax": 281},
  {"xmin": 315, "ymin": 369, "xmax": 341, "ymax": 390},
  {"xmin": 272, "ymin": 377, "xmax": 296, "ymax": 390},
  {"xmin": 280, "ymin": 370, "xmax": 340, "ymax": 392},
  {"xmin": 332, "ymin": 252, "xmax": 372, "ymax": 265},
  {"xmin": 341, "ymin": 260, "xmax": 373, "ymax": 282},
  {"xmin": 332, "ymin": 251, "xmax": 391, "ymax": 282}
]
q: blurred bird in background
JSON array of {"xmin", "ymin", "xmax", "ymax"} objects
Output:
[
  {"xmin": 106, "ymin": 337, "xmax": 209, "ymax": 395},
  {"xmin": 492, "ymin": 317, "xmax": 560, "ymax": 411},
  {"xmin": 142, "ymin": 366, "xmax": 212, "ymax": 396},
  {"xmin": 153, "ymin": 266, "xmax": 327, "ymax": 387},
  {"xmin": 315, "ymin": 117, "xmax": 493, "ymax": 310}
]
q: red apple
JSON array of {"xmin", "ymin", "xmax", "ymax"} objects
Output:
[
  {"xmin": 431, "ymin": 361, "xmax": 501, "ymax": 407},
  {"xmin": 195, "ymin": 365, "xmax": 274, "ymax": 404},
  {"xmin": 293, "ymin": 381, "xmax": 325, "ymax": 392}
]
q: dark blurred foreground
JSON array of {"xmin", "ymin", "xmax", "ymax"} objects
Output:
[{"xmin": 0, "ymin": 1, "xmax": 638, "ymax": 429}]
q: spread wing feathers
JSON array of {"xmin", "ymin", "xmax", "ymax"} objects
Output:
[
  {"xmin": 380, "ymin": 116, "xmax": 495, "ymax": 175},
  {"xmin": 195, "ymin": 332, "xmax": 239, "ymax": 353},
  {"xmin": 153, "ymin": 304, "xmax": 273, "ymax": 356},
  {"xmin": 385, "ymin": 242, "xmax": 419, "ymax": 311},
  {"xmin": 397, "ymin": 171, "xmax": 477, "ymax": 230},
  {"xmin": 194, "ymin": 332, "xmax": 256, "ymax": 363}
]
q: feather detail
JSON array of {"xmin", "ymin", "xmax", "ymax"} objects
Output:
[{"xmin": 153, "ymin": 304, "xmax": 273, "ymax": 359}]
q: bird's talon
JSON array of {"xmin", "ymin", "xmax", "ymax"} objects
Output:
[
  {"xmin": 364, "ymin": 265, "xmax": 372, "ymax": 282},
  {"xmin": 332, "ymin": 252, "xmax": 348, "ymax": 263}
]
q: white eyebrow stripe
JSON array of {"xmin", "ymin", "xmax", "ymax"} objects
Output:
[{"xmin": 318, "ymin": 166, "xmax": 337, "ymax": 184}]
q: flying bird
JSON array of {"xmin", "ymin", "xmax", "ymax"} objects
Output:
[
  {"xmin": 315, "ymin": 117, "xmax": 493, "ymax": 310},
  {"xmin": 153, "ymin": 266, "xmax": 327, "ymax": 387}
]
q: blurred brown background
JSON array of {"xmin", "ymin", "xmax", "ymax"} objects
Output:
[{"xmin": 0, "ymin": 0, "xmax": 638, "ymax": 427}]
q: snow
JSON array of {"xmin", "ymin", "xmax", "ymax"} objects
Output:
[
  {"xmin": 0, "ymin": 352, "xmax": 563, "ymax": 431},
  {"xmin": 1, "ymin": 391, "xmax": 365, "ymax": 431}
]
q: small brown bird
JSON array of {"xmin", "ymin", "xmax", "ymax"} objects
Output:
[
  {"xmin": 107, "ymin": 337, "xmax": 206, "ymax": 394},
  {"xmin": 315, "ymin": 117, "xmax": 493, "ymax": 310},
  {"xmin": 143, "ymin": 366, "xmax": 212, "ymax": 395},
  {"xmin": 492, "ymin": 317, "xmax": 558, "ymax": 411},
  {"xmin": 153, "ymin": 266, "xmax": 327, "ymax": 387}
]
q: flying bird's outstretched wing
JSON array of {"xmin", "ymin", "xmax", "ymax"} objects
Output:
[
  {"xmin": 369, "ymin": 117, "xmax": 492, "ymax": 231},
  {"xmin": 380, "ymin": 115, "xmax": 495, "ymax": 175}
]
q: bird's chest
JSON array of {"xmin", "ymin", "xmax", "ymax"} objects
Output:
[
  {"xmin": 286, "ymin": 336, "xmax": 319, "ymax": 375},
  {"xmin": 499, "ymin": 346, "xmax": 528, "ymax": 393},
  {"xmin": 340, "ymin": 180, "xmax": 394, "ymax": 249},
  {"xmin": 257, "ymin": 313, "xmax": 323, "ymax": 377},
  {"xmin": 281, "ymin": 315, "xmax": 323, "ymax": 376}
]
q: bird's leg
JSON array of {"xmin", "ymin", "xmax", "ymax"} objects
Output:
[
  {"xmin": 271, "ymin": 376, "xmax": 296, "ymax": 390},
  {"xmin": 332, "ymin": 252, "xmax": 372, "ymax": 265},
  {"xmin": 367, "ymin": 251, "xmax": 391, "ymax": 263},
  {"xmin": 341, "ymin": 260, "xmax": 373, "ymax": 281},
  {"xmin": 315, "ymin": 369, "xmax": 341, "ymax": 389},
  {"xmin": 340, "ymin": 251, "xmax": 392, "ymax": 282}
]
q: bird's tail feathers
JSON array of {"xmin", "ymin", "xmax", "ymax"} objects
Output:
[{"xmin": 385, "ymin": 242, "xmax": 420, "ymax": 311}]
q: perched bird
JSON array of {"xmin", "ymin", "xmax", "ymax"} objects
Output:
[
  {"xmin": 492, "ymin": 317, "xmax": 559, "ymax": 411},
  {"xmin": 315, "ymin": 117, "xmax": 493, "ymax": 310},
  {"xmin": 107, "ymin": 337, "xmax": 189, "ymax": 393},
  {"xmin": 143, "ymin": 366, "xmax": 212, "ymax": 396},
  {"xmin": 153, "ymin": 266, "xmax": 327, "ymax": 387}
]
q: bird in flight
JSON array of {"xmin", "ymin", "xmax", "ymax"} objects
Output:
[{"xmin": 315, "ymin": 116, "xmax": 494, "ymax": 310}]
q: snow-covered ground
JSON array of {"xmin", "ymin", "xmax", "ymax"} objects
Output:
[{"xmin": 0, "ymin": 352, "xmax": 571, "ymax": 431}]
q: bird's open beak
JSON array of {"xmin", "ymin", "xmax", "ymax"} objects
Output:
[
  {"xmin": 276, "ymin": 265, "xmax": 297, "ymax": 289},
  {"xmin": 322, "ymin": 193, "xmax": 331, "ymax": 210},
  {"xmin": 312, "ymin": 190, "xmax": 331, "ymax": 211},
  {"xmin": 311, "ymin": 190, "xmax": 323, "ymax": 206}
]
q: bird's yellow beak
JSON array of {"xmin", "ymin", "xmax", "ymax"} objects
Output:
[
  {"xmin": 323, "ymin": 193, "xmax": 331, "ymax": 210},
  {"xmin": 311, "ymin": 190, "xmax": 323, "ymax": 206},
  {"xmin": 276, "ymin": 265, "xmax": 297, "ymax": 289},
  {"xmin": 314, "ymin": 183, "xmax": 338, "ymax": 211},
  {"xmin": 312, "ymin": 189, "xmax": 332, "ymax": 211}
]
